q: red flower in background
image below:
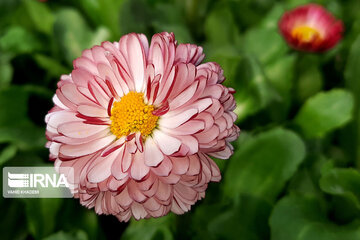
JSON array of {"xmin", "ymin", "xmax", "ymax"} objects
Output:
[{"xmin": 278, "ymin": 4, "xmax": 343, "ymax": 52}]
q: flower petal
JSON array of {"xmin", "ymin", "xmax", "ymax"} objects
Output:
[
  {"xmin": 130, "ymin": 152, "xmax": 149, "ymax": 181},
  {"xmin": 144, "ymin": 137, "xmax": 164, "ymax": 166},
  {"xmin": 153, "ymin": 130, "xmax": 181, "ymax": 155},
  {"xmin": 59, "ymin": 135, "xmax": 116, "ymax": 157}
]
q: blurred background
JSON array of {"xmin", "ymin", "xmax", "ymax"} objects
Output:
[{"xmin": 1, "ymin": 0, "xmax": 360, "ymax": 239}]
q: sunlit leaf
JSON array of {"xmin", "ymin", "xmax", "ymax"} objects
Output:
[
  {"xmin": 234, "ymin": 55, "xmax": 279, "ymax": 121},
  {"xmin": 23, "ymin": 0, "xmax": 54, "ymax": 34},
  {"xmin": 320, "ymin": 168, "xmax": 360, "ymax": 209},
  {"xmin": 295, "ymin": 89, "xmax": 354, "ymax": 138},
  {"xmin": 224, "ymin": 128, "xmax": 306, "ymax": 202},
  {"xmin": 204, "ymin": 3, "xmax": 240, "ymax": 45},
  {"xmin": 0, "ymin": 60, "xmax": 12, "ymax": 89},
  {"xmin": 243, "ymin": 28, "xmax": 287, "ymax": 65},
  {"xmin": 43, "ymin": 230, "xmax": 88, "ymax": 240},
  {"xmin": 0, "ymin": 144, "xmax": 17, "ymax": 165},
  {"xmin": 121, "ymin": 214, "xmax": 175, "ymax": 240},
  {"xmin": 54, "ymin": 9, "xmax": 93, "ymax": 65},
  {"xmin": 0, "ymin": 26, "xmax": 41, "ymax": 54}
]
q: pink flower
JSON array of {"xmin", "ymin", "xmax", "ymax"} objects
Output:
[
  {"xmin": 45, "ymin": 32, "xmax": 239, "ymax": 221},
  {"xmin": 278, "ymin": 4, "xmax": 343, "ymax": 52}
]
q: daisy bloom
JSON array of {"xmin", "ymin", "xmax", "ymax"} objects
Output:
[
  {"xmin": 45, "ymin": 32, "xmax": 240, "ymax": 221},
  {"xmin": 278, "ymin": 4, "xmax": 343, "ymax": 52}
]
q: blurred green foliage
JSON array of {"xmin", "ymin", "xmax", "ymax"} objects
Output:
[{"xmin": 0, "ymin": 0, "xmax": 360, "ymax": 239}]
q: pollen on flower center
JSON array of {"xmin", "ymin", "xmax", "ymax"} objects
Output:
[
  {"xmin": 110, "ymin": 92, "xmax": 158, "ymax": 138},
  {"xmin": 291, "ymin": 25, "xmax": 322, "ymax": 43}
]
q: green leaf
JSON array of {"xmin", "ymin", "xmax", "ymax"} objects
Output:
[
  {"xmin": 320, "ymin": 168, "xmax": 360, "ymax": 209},
  {"xmin": 259, "ymin": 4, "xmax": 286, "ymax": 30},
  {"xmin": 0, "ymin": 122, "xmax": 45, "ymax": 150},
  {"xmin": 89, "ymin": 26, "xmax": 111, "ymax": 47},
  {"xmin": 243, "ymin": 27, "xmax": 287, "ymax": 65},
  {"xmin": 151, "ymin": 3, "xmax": 193, "ymax": 43},
  {"xmin": 43, "ymin": 230, "xmax": 88, "ymax": 240},
  {"xmin": 34, "ymin": 54, "xmax": 70, "ymax": 77},
  {"xmin": 79, "ymin": 0, "xmax": 124, "ymax": 38},
  {"xmin": 0, "ymin": 26, "xmax": 41, "ymax": 54},
  {"xmin": 54, "ymin": 200, "xmax": 100, "ymax": 240},
  {"xmin": 0, "ymin": 86, "xmax": 28, "ymax": 126},
  {"xmin": 204, "ymin": 3, "xmax": 240, "ymax": 45},
  {"xmin": 119, "ymin": 0, "xmax": 150, "ymax": 36},
  {"xmin": 233, "ymin": 55, "xmax": 279, "ymax": 121},
  {"xmin": 121, "ymin": 214, "xmax": 175, "ymax": 240},
  {"xmin": 23, "ymin": 0, "xmax": 54, "ymax": 34},
  {"xmin": 0, "ymin": 60, "xmax": 13, "ymax": 89},
  {"xmin": 54, "ymin": 9, "xmax": 93, "ymax": 65},
  {"xmin": 265, "ymin": 54, "xmax": 295, "ymax": 97},
  {"xmin": 23, "ymin": 198, "xmax": 63, "ymax": 239},
  {"xmin": 241, "ymin": 3, "xmax": 288, "ymax": 65},
  {"xmin": 265, "ymin": 54, "xmax": 295, "ymax": 120},
  {"xmin": 344, "ymin": 33, "xmax": 360, "ymax": 167},
  {"xmin": 0, "ymin": 144, "xmax": 17, "ymax": 165},
  {"xmin": 153, "ymin": 23, "xmax": 193, "ymax": 44},
  {"xmin": 0, "ymin": 86, "xmax": 46, "ymax": 149},
  {"xmin": 296, "ymin": 65, "xmax": 323, "ymax": 102},
  {"xmin": 295, "ymin": 89, "xmax": 354, "ymax": 138},
  {"xmin": 205, "ymin": 45, "xmax": 242, "ymax": 87},
  {"xmin": 208, "ymin": 195, "xmax": 272, "ymax": 240},
  {"xmin": 270, "ymin": 194, "xmax": 360, "ymax": 240},
  {"xmin": 224, "ymin": 128, "xmax": 306, "ymax": 202},
  {"xmin": 286, "ymin": 0, "xmax": 314, "ymax": 9},
  {"xmin": 0, "ymin": 199, "xmax": 28, "ymax": 240}
]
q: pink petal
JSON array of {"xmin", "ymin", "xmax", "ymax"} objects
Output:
[
  {"xmin": 120, "ymin": 34, "xmax": 146, "ymax": 92},
  {"xmin": 153, "ymin": 130, "xmax": 181, "ymax": 155},
  {"xmin": 77, "ymin": 104, "xmax": 108, "ymax": 117},
  {"xmin": 52, "ymin": 94, "xmax": 68, "ymax": 110},
  {"xmin": 161, "ymin": 120, "xmax": 204, "ymax": 135},
  {"xmin": 47, "ymin": 111, "xmax": 81, "ymax": 129},
  {"xmin": 175, "ymin": 44, "xmax": 204, "ymax": 65},
  {"xmin": 169, "ymin": 80, "xmax": 198, "ymax": 110},
  {"xmin": 144, "ymin": 137, "xmax": 164, "ymax": 166},
  {"xmin": 91, "ymin": 46, "xmax": 109, "ymax": 65},
  {"xmin": 111, "ymin": 146, "xmax": 128, "ymax": 180},
  {"xmin": 73, "ymin": 57, "xmax": 98, "ymax": 75},
  {"xmin": 151, "ymin": 156, "xmax": 172, "ymax": 177},
  {"xmin": 187, "ymin": 154, "xmax": 201, "ymax": 175},
  {"xmin": 128, "ymin": 180, "xmax": 147, "ymax": 202},
  {"xmin": 175, "ymin": 135, "xmax": 199, "ymax": 155},
  {"xmin": 168, "ymin": 63, "xmax": 196, "ymax": 100},
  {"xmin": 195, "ymin": 125, "xmax": 220, "ymax": 143},
  {"xmin": 59, "ymin": 135, "xmax": 116, "ymax": 157},
  {"xmin": 131, "ymin": 202, "xmax": 148, "ymax": 219},
  {"xmin": 115, "ymin": 187, "xmax": 133, "ymax": 208},
  {"xmin": 159, "ymin": 108, "xmax": 198, "ymax": 128},
  {"xmin": 122, "ymin": 146, "xmax": 133, "ymax": 172},
  {"xmin": 155, "ymin": 180, "xmax": 172, "ymax": 201},
  {"xmin": 58, "ymin": 121, "xmax": 109, "ymax": 138},
  {"xmin": 87, "ymin": 150, "xmax": 119, "ymax": 183},
  {"xmin": 88, "ymin": 82, "xmax": 110, "ymax": 108},
  {"xmin": 143, "ymin": 197, "xmax": 161, "ymax": 212},
  {"xmin": 171, "ymin": 156, "xmax": 190, "ymax": 175},
  {"xmin": 130, "ymin": 152, "xmax": 149, "ymax": 181}
]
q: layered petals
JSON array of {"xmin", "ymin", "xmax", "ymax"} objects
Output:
[{"xmin": 46, "ymin": 32, "xmax": 239, "ymax": 222}]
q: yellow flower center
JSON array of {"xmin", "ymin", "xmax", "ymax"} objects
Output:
[
  {"xmin": 110, "ymin": 92, "xmax": 158, "ymax": 138},
  {"xmin": 291, "ymin": 25, "xmax": 322, "ymax": 43}
]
